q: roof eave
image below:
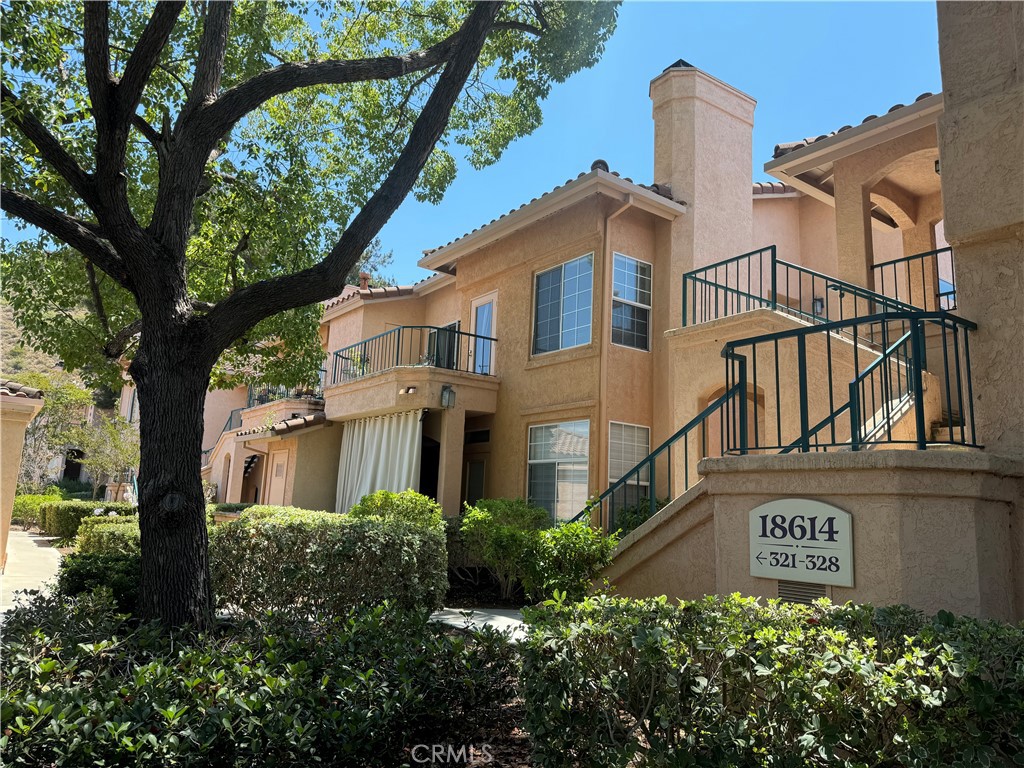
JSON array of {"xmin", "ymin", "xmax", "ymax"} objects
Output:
[
  {"xmin": 764, "ymin": 93, "xmax": 944, "ymax": 179},
  {"xmin": 417, "ymin": 170, "xmax": 686, "ymax": 272}
]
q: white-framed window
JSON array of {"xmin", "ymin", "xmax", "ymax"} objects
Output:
[
  {"xmin": 471, "ymin": 293, "xmax": 496, "ymax": 375},
  {"xmin": 527, "ymin": 420, "xmax": 590, "ymax": 521},
  {"xmin": 533, "ymin": 254, "xmax": 593, "ymax": 355},
  {"xmin": 611, "ymin": 253, "xmax": 652, "ymax": 351},
  {"xmin": 609, "ymin": 421, "xmax": 651, "ymax": 485}
]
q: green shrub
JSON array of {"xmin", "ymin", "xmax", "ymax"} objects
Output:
[
  {"xmin": 10, "ymin": 493, "xmax": 61, "ymax": 529},
  {"xmin": 39, "ymin": 500, "xmax": 136, "ymax": 538},
  {"xmin": 56, "ymin": 552, "xmax": 140, "ymax": 613},
  {"xmin": 522, "ymin": 594, "xmax": 1024, "ymax": 768},
  {"xmin": 76, "ymin": 519, "xmax": 140, "ymax": 555},
  {"xmin": 209, "ymin": 505, "xmax": 448, "ymax": 620},
  {"xmin": 1, "ymin": 590, "xmax": 517, "ymax": 766},
  {"xmin": 348, "ymin": 488, "xmax": 444, "ymax": 532},
  {"xmin": 52, "ymin": 477, "xmax": 92, "ymax": 495},
  {"xmin": 523, "ymin": 522, "xmax": 617, "ymax": 602},
  {"xmin": 612, "ymin": 496, "xmax": 670, "ymax": 536},
  {"xmin": 205, "ymin": 502, "xmax": 253, "ymax": 517},
  {"xmin": 461, "ymin": 498, "xmax": 550, "ymax": 600}
]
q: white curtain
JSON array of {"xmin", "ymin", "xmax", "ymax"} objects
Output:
[{"xmin": 335, "ymin": 409, "xmax": 423, "ymax": 513}]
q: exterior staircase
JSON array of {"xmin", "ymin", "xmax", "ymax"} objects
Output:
[{"xmin": 576, "ymin": 245, "xmax": 977, "ymax": 534}]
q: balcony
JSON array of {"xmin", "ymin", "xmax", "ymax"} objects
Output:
[
  {"xmin": 247, "ymin": 369, "xmax": 326, "ymax": 408},
  {"xmin": 330, "ymin": 326, "xmax": 496, "ymax": 383},
  {"xmin": 325, "ymin": 326, "xmax": 499, "ymax": 421}
]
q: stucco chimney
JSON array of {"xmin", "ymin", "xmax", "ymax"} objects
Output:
[
  {"xmin": 650, "ymin": 61, "xmax": 756, "ymax": 271},
  {"xmin": 358, "ymin": 271, "xmax": 371, "ymax": 290}
]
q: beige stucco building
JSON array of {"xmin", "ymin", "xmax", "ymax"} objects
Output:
[
  {"xmin": 118, "ymin": 2, "xmax": 1023, "ymax": 620},
  {"xmin": 1, "ymin": 380, "xmax": 44, "ymax": 571}
]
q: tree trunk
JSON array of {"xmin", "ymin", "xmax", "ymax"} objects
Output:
[{"xmin": 130, "ymin": 335, "xmax": 213, "ymax": 628}]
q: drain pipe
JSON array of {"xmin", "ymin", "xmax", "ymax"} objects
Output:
[{"xmin": 598, "ymin": 191, "xmax": 635, "ymax": 528}]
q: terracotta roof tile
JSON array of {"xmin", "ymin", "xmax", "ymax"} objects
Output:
[
  {"xmin": 237, "ymin": 411, "xmax": 326, "ymax": 438},
  {"xmin": 752, "ymin": 181, "xmax": 797, "ymax": 195},
  {"xmin": 772, "ymin": 92, "xmax": 937, "ymax": 159},
  {"xmin": 0, "ymin": 379, "xmax": 44, "ymax": 399},
  {"xmin": 423, "ymin": 161, "xmax": 678, "ymax": 256}
]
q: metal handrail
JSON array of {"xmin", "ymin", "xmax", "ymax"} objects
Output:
[
  {"xmin": 330, "ymin": 325, "xmax": 498, "ymax": 384},
  {"xmin": 872, "ymin": 246, "xmax": 956, "ymax": 311},
  {"xmin": 723, "ymin": 311, "xmax": 979, "ymax": 454},
  {"xmin": 570, "ymin": 384, "xmax": 742, "ymax": 530},
  {"xmin": 683, "ymin": 244, "xmax": 924, "ymax": 328}
]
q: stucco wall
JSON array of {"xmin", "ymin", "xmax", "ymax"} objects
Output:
[
  {"xmin": 291, "ymin": 424, "xmax": 343, "ymax": 512},
  {"xmin": 606, "ymin": 451, "xmax": 1023, "ymax": 621},
  {"xmin": 936, "ymin": 1, "xmax": 1024, "ymax": 458},
  {"xmin": 1, "ymin": 394, "xmax": 44, "ymax": 571}
]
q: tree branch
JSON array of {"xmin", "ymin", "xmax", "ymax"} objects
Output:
[
  {"xmin": 83, "ymin": 2, "xmax": 113, "ymax": 129},
  {"xmin": 178, "ymin": 0, "xmax": 233, "ymax": 126},
  {"xmin": 493, "ymin": 20, "xmax": 544, "ymax": 36},
  {"xmin": 131, "ymin": 113, "xmax": 163, "ymax": 148},
  {"xmin": 84, "ymin": 258, "xmax": 112, "ymax": 338},
  {"xmin": 0, "ymin": 187, "xmax": 132, "ymax": 290},
  {"xmin": 117, "ymin": 1, "xmax": 186, "ymax": 117},
  {"xmin": 1, "ymin": 85, "xmax": 97, "ymax": 208},
  {"xmin": 103, "ymin": 319, "xmax": 143, "ymax": 359},
  {"xmin": 200, "ymin": 2, "xmax": 503, "ymax": 352},
  {"xmin": 189, "ymin": 30, "xmax": 467, "ymax": 148}
]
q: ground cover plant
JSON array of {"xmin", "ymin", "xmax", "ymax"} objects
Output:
[
  {"xmin": 521, "ymin": 594, "xmax": 1024, "ymax": 767},
  {"xmin": 0, "ymin": 590, "xmax": 518, "ymax": 767}
]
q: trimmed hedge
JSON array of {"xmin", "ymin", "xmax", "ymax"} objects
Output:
[
  {"xmin": 77, "ymin": 519, "xmax": 140, "ymax": 555},
  {"xmin": 522, "ymin": 594, "xmax": 1024, "ymax": 767},
  {"xmin": 39, "ymin": 501, "xmax": 136, "ymax": 539},
  {"xmin": 56, "ymin": 552, "xmax": 140, "ymax": 613},
  {"xmin": 209, "ymin": 505, "xmax": 448, "ymax": 620},
  {"xmin": 205, "ymin": 502, "xmax": 253, "ymax": 517},
  {"xmin": 10, "ymin": 494, "xmax": 61, "ymax": 529},
  {"xmin": 1, "ymin": 590, "xmax": 517, "ymax": 766}
]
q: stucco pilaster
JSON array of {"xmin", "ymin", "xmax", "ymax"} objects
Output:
[
  {"xmin": 937, "ymin": 0, "xmax": 1024, "ymax": 457},
  {"xmin": 833, "ymin": 159, "xmax": 874, "ymax": 288},
  {"xmin": 1, "ymin": 395, "xmax": 44, "ymax": 571}
]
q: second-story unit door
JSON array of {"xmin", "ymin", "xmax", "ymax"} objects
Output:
[{"xmin": 471, "ymin": 293, "xmax": 496, "ymax": 375}]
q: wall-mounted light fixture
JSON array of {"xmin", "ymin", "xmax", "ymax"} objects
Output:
[
  {"xmin": 813, "ymin": 296, "xmax": 825, "ymax": 316},
  {"xmin": 399, "ymin": 386, "xmax": 418, "ymax": 395},
  {"xmin": 440, "ymin": 385, "xmax": 456, "ymax": 409},
  {"xmin": 934, "ymin": 159, "xmax": 941, "ymax": 176}
]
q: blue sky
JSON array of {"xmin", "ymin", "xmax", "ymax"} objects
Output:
[{"xmin": 380, "ymin": 1, "xmax": 942, "ymax": 284}]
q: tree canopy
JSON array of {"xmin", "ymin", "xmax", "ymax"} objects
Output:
[{"xmin": 2, "ymin": 1, "xmax": 618, "ymax": 390}]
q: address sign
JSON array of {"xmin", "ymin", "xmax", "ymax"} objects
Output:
[{"xmin": 748, "ymin": 499, "xmax": 854, "ymax": 588}]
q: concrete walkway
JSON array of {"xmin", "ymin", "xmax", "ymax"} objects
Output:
[
  {"xmin": 431, "ymin": 607, "xmax": 527, "ymax": 642},
  {"xmin": 1, "ymin": 529, "xmax": 62, "ymax": 612}
]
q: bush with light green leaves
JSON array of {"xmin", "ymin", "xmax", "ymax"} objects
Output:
[
  {"xmin": 521, "ymin": 593, "xmax": 1024, "ymax": 768},
  {"xmin": 1, "ymin": 590, "xmax": 517, "ymax": 767},
  {"xmin": 347, "ymin": 488, "xmax": 444, "ymax": 533},
  {"xmin": 209, "ymin": 505, "xmax": 447, "ymax": 620}
]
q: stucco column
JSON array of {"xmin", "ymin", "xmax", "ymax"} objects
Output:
[
  {"xmin": 1, "ymin": 394, "xmax": 44, "ymax": 571},
  {"xmin": 436, "ymin": 404, "xmax": 466, "ymax": 517},
  {"xmin": 225, "ymin": 442, "xmax": 247, "ymax": 503},
  {"xmin": 937, "ymin": 1, "xmax": 1024, "ymax": 457},
  {"xmin": 833, "ymin": 160, "xmax": 874, "ymax": 289}
]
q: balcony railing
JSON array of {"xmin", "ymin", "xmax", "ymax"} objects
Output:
[
  {"xmin": 682, "ymin": 245, "xmax": 917, "ymax": 328},
  {"xmin": 872, "ymin": 247, "xmax": 956, "ymax": 311},
  {"xmin": 330, "ymin": 326, "xmax": 497, "ymax": 385},
  {"xmin": 246, "ymin": 369, "xmax": 326, "ymax": 408}
]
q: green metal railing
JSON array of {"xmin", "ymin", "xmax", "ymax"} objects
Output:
[
  {"xmin": 722, "ymin": 311, "xmax": 979, "ymax": 454},
  {"xmin": 569, "ymin": 385, "xmax": 743, "ymax": 531},
  {"xmin": 247, "ymin": 369, "xmax": 326, "ymax": 408},
  {"xmin": 683, "ymin": 245, "xmax": 919, "ymax": 328},
  {"xmin": 873, "ymin": 246, "xmax": 956, "ymax": 311},
  {"xmin": 576, "ymin": 310, "xmax": 979, "ymax": 531},
  {"xmin": 330, "ymin": 325, "xmax": 497, "ymax": 384}
]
